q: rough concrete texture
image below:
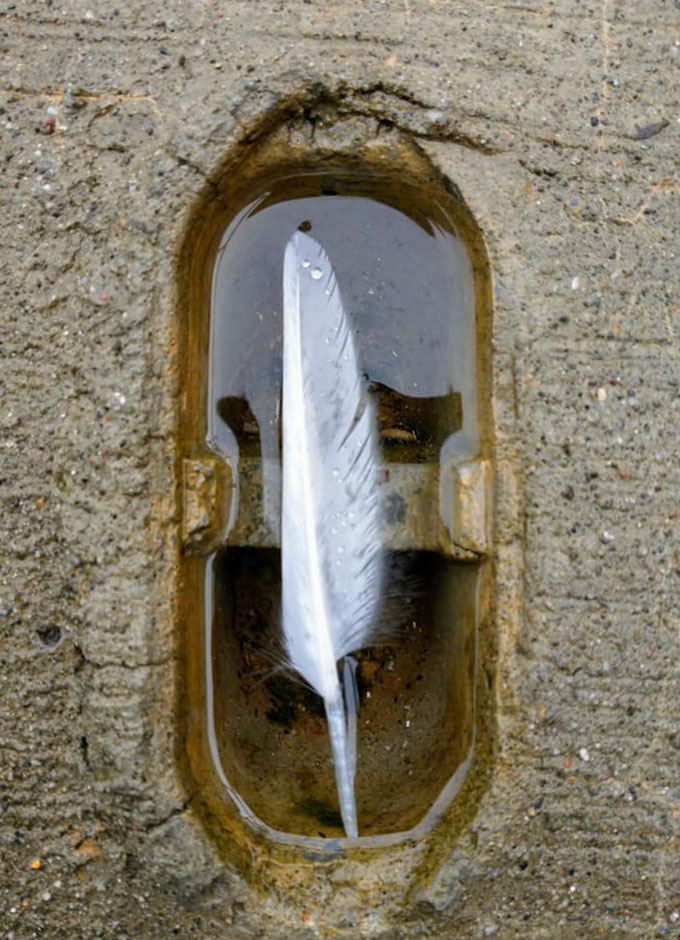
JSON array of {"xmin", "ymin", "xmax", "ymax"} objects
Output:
[{"xmin": 1, "ymin": 0, "xmax": 679, "ymax": 937}]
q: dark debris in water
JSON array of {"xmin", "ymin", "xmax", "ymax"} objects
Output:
[
  {"xmin": 264, "ymin": 671, "xmax": 325, "ymax": 729},
  {"xmin": 296, "ymin": 795, "xmax": 343, "ymax": 830}
]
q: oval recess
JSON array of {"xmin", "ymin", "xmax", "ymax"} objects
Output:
[{"xmin": 176, "ymin": 111, "xmax": 495, "ymax": 885}]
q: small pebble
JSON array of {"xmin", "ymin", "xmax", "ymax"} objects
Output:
[
  {"xmin": 635, "ymin": 119, "xmax": 669, "ymax": 140},
  {"xmin": 579, "ymin": 747, "xmax": 590, "ymax": 761},
  {"xmin": 425, "ymin": 108, "xmax": 446, "ymax": 124},
  {"xmin": 36, "ymin": 625, "xmax": 61, "ymax": 647}
]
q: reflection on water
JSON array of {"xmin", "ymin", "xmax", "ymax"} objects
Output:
[
  {"xmin": 204, "ymin": 173, "xmax": 482, "ymax": 840},
  {"xmin": 217, "ymin": 381, "xmax": 462, "ymax": 464},
  {"xmin": 209, "ymin": 183, "xmax": 478, "ymax": 536}
]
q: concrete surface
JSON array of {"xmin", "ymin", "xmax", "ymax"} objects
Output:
[{"xmin": 1, "ymin": 0, "xmax": 679, "ymax": 937}]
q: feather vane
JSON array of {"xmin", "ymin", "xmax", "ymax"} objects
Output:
[{"xmin": 281, "ymin": 231, "xmax": 382, "ymax": 837}]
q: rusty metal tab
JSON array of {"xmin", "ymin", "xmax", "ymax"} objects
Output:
[
  {"xmin": 440, "ymin": 458, "xmax": 492, "ymax": 556},
  {"xmin": 182, "ymin": 456, "xmax": 232, "ymax": 554}
]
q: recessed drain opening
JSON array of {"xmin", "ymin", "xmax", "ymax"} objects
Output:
[{"xmin": 177, "ymin": 115, "xmax": 494, "ymax": 860}]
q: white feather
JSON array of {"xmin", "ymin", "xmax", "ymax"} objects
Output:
[{"xmin": 281, "ymin": 231, "xmax": 382, "ymax": 837}]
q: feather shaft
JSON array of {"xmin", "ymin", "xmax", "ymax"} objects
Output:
[
  {"xmin": 325, "ymin": 687, "xmax": 358, "ymax": 838},
  {"xmin": 343, "ymin": 655, "xmax": 359, "ymax": 784}
]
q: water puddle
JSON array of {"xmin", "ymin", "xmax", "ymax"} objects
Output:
[
  {"xmin": 212, "ymin": 547, "xmax": 477, "ymax": 838},
  {"xmin": 184, "ymin": 166, "xmax": 487, "ymax": 844}
]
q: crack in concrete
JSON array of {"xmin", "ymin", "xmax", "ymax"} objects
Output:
[
  {"xmin": 343, "ymin": 83, "xmax": 503, "ymax": 153},
  {"xmin": 80, "ymin": 650, "xmax": 174, "ymax": 672}
]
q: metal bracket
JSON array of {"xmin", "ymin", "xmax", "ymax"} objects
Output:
[
  {"xmin": 439, "ymin": 458, "xmax": 492, "ymax": 557},
  {"xmin": 186, "ymin": 456, "xmax": 492, "ymax": 560},
  {"xmin": 182, "ymin": 457, "xmax": 232, "ymax": 554}
]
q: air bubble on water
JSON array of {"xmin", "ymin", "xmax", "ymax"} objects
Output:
[{"xmin": 311, "ymin": 267, "xmax": 323, "ymax": 280}]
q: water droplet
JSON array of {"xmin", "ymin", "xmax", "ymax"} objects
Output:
[
  {"xmin": 302, "ymin": 259, "xmax": 310, "ymax": 268},
  {"xmin": 311, "ymin": 267, "xmax": 323, "ymax": 280}
]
